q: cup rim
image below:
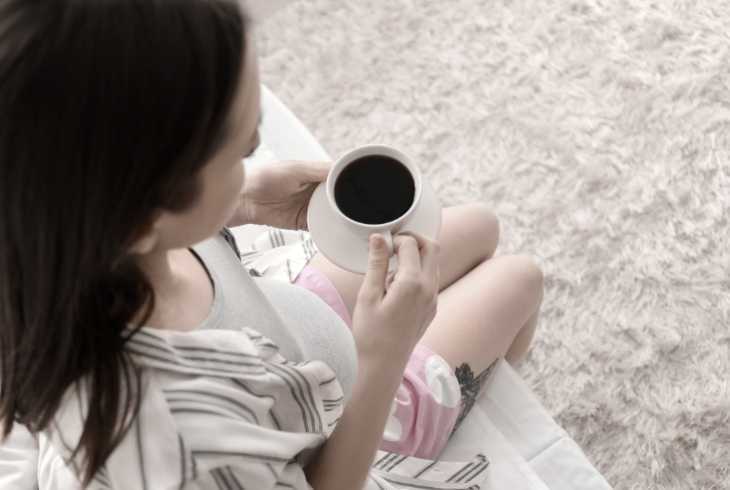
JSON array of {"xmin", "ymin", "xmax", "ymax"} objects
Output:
[{"xmin": 326, "ymin": 144, "xmax": 422, "ymax": 229}]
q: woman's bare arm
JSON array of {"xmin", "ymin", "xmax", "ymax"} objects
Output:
[
  {"xmin": 304, "ymin": 232, "xmax": 440, "ymax": 489},
  {"xmin": 304, "ymin": 355, "xmax": 407, "ymax": 489}
]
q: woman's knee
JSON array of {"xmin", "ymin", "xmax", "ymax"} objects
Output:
[
  {"xmin": 455, "ymin": 203, "xmax": 500, "ymax": 260},
  {"xmin": 491, "ymin": 254, "xmax": 543, "ymax": 309}
]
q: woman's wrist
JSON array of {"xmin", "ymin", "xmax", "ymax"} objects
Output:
[
  {"xmin": 357, "ymin": 348, "xmax": 410, "ymax": 381},
  {"xmin": 355, "ymin": 336, "xmax": 417, "ymax": 373}
]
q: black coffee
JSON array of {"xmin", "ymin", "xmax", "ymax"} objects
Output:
[{"xmin": 334, "ymin": 155, "xmax": 416, "ymax": 225}]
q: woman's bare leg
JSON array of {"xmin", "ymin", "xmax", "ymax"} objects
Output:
[
  {"xmin": 307, "ymin": 202, "xmax": 542, "ymax": 369},
  {"xmin": 506, "ymin": 308, "xmax": 541, "ymax": 365},
  {"xmin": 415, "ymin": 254, "xmax": 543, "ymax": 434},
  {"xmin": 418, "ymin": 254, "xmax": 544, "ymax": 374}
]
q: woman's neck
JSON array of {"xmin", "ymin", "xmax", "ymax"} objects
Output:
[
  {"xmin": 137, "ymin": 248, "xmax": 188, "ymax": 294},
  {"xmin": 131, "ymin": 248, "xmax": 188, "ymax": 326},
  {"xmin": 132, "ymin": 247, "xmax": 215, "ymax": 330}
]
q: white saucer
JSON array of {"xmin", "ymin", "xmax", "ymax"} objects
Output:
[{"xmin": 307, "ymin": 180, "xmax": 442, "ymax": 274}]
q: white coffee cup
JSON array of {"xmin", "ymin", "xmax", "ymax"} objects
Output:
[{"xmin": 326, "ymin": 144, "xmax": 422, "ymax": 256}]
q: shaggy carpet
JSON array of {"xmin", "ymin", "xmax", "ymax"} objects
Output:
[{"xmin": 255, "ymin": 1, "xmax": 730, "ymax": 488}]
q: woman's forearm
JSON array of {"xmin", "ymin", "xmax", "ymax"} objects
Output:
[{"xmin": 304, "ymin": 355, "xmax": 407, "ymax": 490}]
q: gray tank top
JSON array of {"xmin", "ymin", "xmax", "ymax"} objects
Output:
[{"xmin": 191, "ymin": 234, "xmax": 358, "ymax": 400}]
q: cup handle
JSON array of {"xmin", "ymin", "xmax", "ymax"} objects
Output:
[{"xmin": 382, "ymin": 230, "xmax": 394, "ymax": 256}]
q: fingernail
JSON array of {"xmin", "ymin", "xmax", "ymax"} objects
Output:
[{"xmin": 371, "ymin": 234, "xmax": 382, "ymax": 248}]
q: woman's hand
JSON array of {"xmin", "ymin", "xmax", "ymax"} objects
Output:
[
  {"xmin": 304, "ymin": 232, "xmax": 440, "ymax": 490},
  {"xmin": 228, "ymin": 160, "xmax": 331, "ymax": 230},
  {"xmin": 351, "ymin": 232, "xmax": 440, "ymax": 364}
]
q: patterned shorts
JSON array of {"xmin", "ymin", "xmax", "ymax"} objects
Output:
[{"xmin": 294, "ymin": 265, "xmax": 495, "ymax": 459}]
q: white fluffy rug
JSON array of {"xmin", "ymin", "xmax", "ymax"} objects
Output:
[{"xmin": 256, "ymin": 1, "xmax": 730, "ymax": 488}]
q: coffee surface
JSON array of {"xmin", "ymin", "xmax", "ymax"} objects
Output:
[{"xmin": 334, "ymin": 155, "xmax": 415, "ymax": 225}]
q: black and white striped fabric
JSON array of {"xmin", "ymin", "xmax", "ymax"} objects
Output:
[
  {"xmin": 237, "ymin": 226, "xmax": 320, "ymax": 282},
  {"xmin": 38, "ymin": 325, "xmax": 488, "ymax": 489}
]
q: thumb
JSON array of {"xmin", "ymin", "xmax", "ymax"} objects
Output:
[{"xmin": 361, "ymin": 234, "xmax": 389, "ymax": 300}]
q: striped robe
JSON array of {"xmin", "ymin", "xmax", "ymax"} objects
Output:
[
  {"xmin": 31, "ymin": 325, "xmax": 488, "ymax": 489},
  {"xmin": 236, "ymin": 226, "xmax": 320, "ymax": 283}
]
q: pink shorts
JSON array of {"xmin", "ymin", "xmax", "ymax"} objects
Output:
[{"xmin": 294, "ymin": 265, "xmax": 463, "ymax": 458}]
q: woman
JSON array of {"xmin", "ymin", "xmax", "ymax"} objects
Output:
[{"xmin": 0, "ymin": 0, "xmax": 542, "ymax": 488}]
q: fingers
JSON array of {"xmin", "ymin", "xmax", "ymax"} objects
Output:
[
  {"xmin": 358, "ymin": 231, "xmax": 440, "ymax": 304},
  {"xmin": 396, "ymin": 231, "xmax": 440, "ymax": 284},
  {"xmin": 360, "ymin": 234, "xmax": 390, "ymax": 301},
  {"xmin": 409, "ymin": 231, "xmax": 440, "ymax": 281},
  {"xmin": 393, "ymin": 234, "xmax": 421, "ymax": 274},
  {"xmin": 386, "ymin": 271, "xmax": 396, "ymax": 289}
]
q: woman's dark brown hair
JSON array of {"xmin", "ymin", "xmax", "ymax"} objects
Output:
[{"xmin": 0, "ymin": 0, "xmax": 247, "ymax": 484}]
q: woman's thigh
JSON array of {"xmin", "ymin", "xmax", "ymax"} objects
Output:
[
  {"xmin": 419, "ymin": 254, "xmax": 544, "ymax": 375},
  {"xmin": 306, "ymin": 203, "xmax": 500, "ymax": 316}
]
